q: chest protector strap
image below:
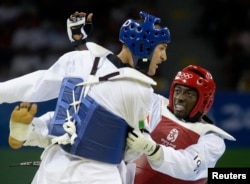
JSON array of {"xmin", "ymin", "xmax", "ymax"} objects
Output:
[{"xmin": 49, "ymin": 76, "xmax": 131, "ymax": 164}]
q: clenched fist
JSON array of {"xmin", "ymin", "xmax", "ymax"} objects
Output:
[
  {"xmin": 67, "ymin": 11, "xmax": 94, "ymax": 47},
  {"xmin": 69, "ymin": 11, "xmax": 93, "ymax": 23}
]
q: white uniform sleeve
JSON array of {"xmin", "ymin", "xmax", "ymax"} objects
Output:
[
  {"xmin": 123, "ymin": 145, "xmax": 143, "ymax": 162},
  {"xmin": 148, "ymin": 133, "xmax": 226, "ymax": 180},
  {"xmin": 0, "ymin": 53, "xmax": 72, "ymax": 103},
  {"xmin": 148, "ymin": 94, "xmax": 162, "ymax": 131},
  {"xmin": 23, "ymin": 111, "xmax": 54, "ymax": 148}
]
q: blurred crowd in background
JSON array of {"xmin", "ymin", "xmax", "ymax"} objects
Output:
[
  {"xmin": 1, "ymin": 0, "xmax": 250, "ymax": 94},
  {"xmin": 195, "ymin": 0, "xmax": 250, "ymax": 92}
]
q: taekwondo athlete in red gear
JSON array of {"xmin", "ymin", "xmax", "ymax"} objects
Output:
[
  {"xmin": 6, "ymin": 11, "xmax": 171, "ymax": 184},
  {"xmin": 126, "ymin": 65, "xmax": 236, "ymax": 184}
]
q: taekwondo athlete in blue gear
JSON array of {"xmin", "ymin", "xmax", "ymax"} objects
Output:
[
  {"xmin": 6, "ymin": 11, "xmax": 171, "ymax": 184},
  {"xmin": 119, "ymin": 11, "xmax": 171, "ymax": 75},
  {"xmin": 48, "ymin": 11, "xmax": 171, "ymax": 164}
]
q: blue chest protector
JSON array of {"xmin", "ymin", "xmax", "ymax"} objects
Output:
[{"xmin": 48, "ymin": 77, "xmax": 131, "ymax": 164}]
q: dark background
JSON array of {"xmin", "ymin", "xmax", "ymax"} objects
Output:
[{"xmin": 1, "ymin": 0, "xmax": 250, "ymax": 92}]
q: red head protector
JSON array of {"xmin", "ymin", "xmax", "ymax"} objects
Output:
[{"xmin": 168, "ymin": 65, "xmax": 216, "ymax": 121}]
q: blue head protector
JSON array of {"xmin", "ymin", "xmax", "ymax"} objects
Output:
[{"xmin": 119, "ymin": 11, "xmax": 171, "ymax": 73}]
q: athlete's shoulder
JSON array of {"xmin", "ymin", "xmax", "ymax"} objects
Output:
[
  {"xmin": 57, "ymin": 50, "xmax": 86, "ymax": 59},
  {"xmin": 86, "ymin": 42, "xmax": 113, "ymax": 57},
  {"xmin": 113, "ymin": 67, "xmax": 156, "ymax": 86}
]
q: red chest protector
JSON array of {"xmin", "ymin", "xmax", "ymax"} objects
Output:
[{"xmin": 134, "ymin": 115, "xmax": 207, "ymax": 184}]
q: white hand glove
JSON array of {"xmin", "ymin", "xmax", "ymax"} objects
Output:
[{"xmin": 126, "ymin": 129, "xmax": 158, "ymax": 156}]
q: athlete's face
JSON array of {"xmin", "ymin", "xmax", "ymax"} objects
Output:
[
  {"xmin": 172, "ymin": 85, "xmax": 198, "ymax": 119},
  {"xmin": 147, "ymin": 43, "xmax": 167, "ymax": 76}
]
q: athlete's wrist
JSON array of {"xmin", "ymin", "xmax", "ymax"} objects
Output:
[
  {"xmin": 147, "ymin": 145, "xmax": 163, "ymax": 161},
  {"xmin": 147, "ymin": 144, "xmax": 160, "ymax": 156}
]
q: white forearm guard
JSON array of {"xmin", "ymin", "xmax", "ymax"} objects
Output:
[{"xmin": 9, "ymin": 121, "xmax": 33, "ymax": 142}]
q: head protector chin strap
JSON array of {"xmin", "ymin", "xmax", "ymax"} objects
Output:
[
  {"xmin": 119, "ymin": 11, "xmax": 171, "ymax": 73},
  {"xmin": 133, "ymin": 55, "xmax": 151, "ymax": 75},
  {"xmin": 67, "ymin": 15, "xmax": 93, "ymax": 48}
]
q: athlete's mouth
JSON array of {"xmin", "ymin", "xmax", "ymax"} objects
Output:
[{"xmin": 174, "ymin": 104, "xmax": 185, "ymax": 111}]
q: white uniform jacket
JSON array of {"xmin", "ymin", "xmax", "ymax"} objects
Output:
[{"xmin": 1, "ymin": 42, "xmax": 155, "ymax": 184}]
